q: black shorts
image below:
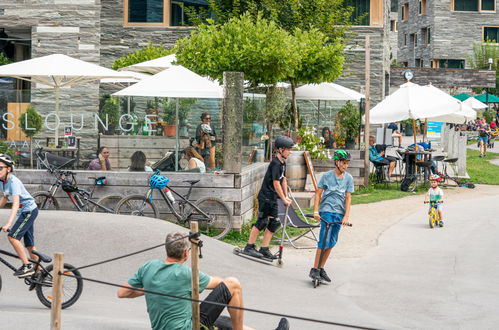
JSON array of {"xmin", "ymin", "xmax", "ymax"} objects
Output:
[
  {"xmin": 254, "ymin": 195, "xmax": 280, "ymax": 233},
  {"xmin": 200, "ymin": 282, "xmax": 232, "ymax": 329}
]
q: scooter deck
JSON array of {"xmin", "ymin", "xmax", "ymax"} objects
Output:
[{"xmin": 233, "ymin": 247, "xmax": 275, "ymax": 266}]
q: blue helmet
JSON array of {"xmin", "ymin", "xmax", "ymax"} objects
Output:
[{"xmin": 149, "ymin": 174, "xmax": 170, "ymax": 189}]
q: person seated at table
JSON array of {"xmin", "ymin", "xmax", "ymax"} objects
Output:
[
  {"xmin": 128, "ymin": 151, "xmax": 153, "ymax": 172},
  {"xmin": 320, "ymin": 127, "xmax": 336, "ymax": 149},
  {"xmin": 88, "ymin": 146, "xmax": 112, "ymax": 171},
  {"xmin": 388, "ymin": 122, "xmax": 403, "ymax": 148},
  {"xmin": 408, "ymin": 143, "xmax": 441, "ymax": 176},
  {"xmin": 369, "ymin": 136, "xmax": 396, "ymax": 179},
  {"xmin": 182, "ymin": 146, "xmax": 206, "ymax": 173}
]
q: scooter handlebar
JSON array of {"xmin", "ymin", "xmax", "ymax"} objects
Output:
[{"xmin": 305, "ymin": 214, "xmax": 353, "ymax": 226}]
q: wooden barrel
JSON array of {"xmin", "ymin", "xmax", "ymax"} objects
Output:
[{"xmin": 285, "ymin": 150, "xmax": 307, "ymax": 191}]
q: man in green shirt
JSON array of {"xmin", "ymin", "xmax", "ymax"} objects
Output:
[{"xmin": 118, "ymin": 232, "xmax": 290, "ymax": 330}]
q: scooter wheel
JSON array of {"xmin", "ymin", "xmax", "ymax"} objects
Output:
[
  {"xmin": 313, "ymin": 279, "xmax": 318, "ymax": 288},
  {"xmin": 277, "ymin": 259, "xmax": 283, "ymax": 267}
]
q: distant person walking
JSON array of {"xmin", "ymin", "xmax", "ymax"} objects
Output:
[{"xmin": 478, "ymin": 119, "xmax": 491, "ymax": 158}]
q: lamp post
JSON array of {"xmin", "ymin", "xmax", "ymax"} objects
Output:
[{"xmin": 487, "ymin": 58, "xmax": 493, "ymax": 110}]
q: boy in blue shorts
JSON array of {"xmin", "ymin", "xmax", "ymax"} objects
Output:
[
  {"xmin": 0, "ymin": 154, "xmax": 39, "ymax": 278},
  {"xmin": 310, "ymin": 150, "xmax": 354, "ymax": 282}
]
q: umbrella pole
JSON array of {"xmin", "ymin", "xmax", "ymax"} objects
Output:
[
  {"xmin": 412, "ymin": 119, "xmax": 417, "ymax": 150},
  {"xmin": 424, "ymin": 119, "xmax": 428, "ymax": 142},
  {"xmin": 175, "ymin": 98, "xmax": 179, "ymax": 172},
  {"xmin": 55, "ymin": 86, "xmax": 60, "ymax": 147}
]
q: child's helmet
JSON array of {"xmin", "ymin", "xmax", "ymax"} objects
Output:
[
  {"xmin": 0, "ymin": 154, "xmax": 14, "ymax": 170},
  {"xmin": 149, "ymin": 174, "xmax": 170, "ymax": 189},
  {"xmin": 333, "ymin": 149, "xmax": 351, "ymax": 161},
  {"xmin": 491, "ymin": 122, "xmax": 497, "ymax": 129},
  {"xmin": 429, "ymin": 174, "xmax": 441, "ymax": 181},
  {"xmin": 200, "ymin": 124, "xmax": 212, "ymax": 134},
  {"xmin": 274, "ymin": 136, "xmax": 294, "ymax": 149}
]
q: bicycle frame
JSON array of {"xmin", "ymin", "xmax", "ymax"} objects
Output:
[{"xmin": 0, "ymin": 249, "xmax": 51, "ymax": 285}]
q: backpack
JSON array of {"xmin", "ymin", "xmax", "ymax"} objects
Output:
[{"xmin": 400, "ymin": 175, "xmax": 416, "ymax": 192}]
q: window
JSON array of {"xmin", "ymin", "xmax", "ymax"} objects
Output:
[
  {"xmin": 124, "ymin": 0, "xmax": 208, "ymax": 27},
  {"xmin": 402, "ymin": 62, "xmax": 409, "ymax": 67},
  {"xmin": 431, "ymin": 59, "xmax": 439, "ymax": 68},
  {"xmin": 419, "ymin": 0, "xmax": 426, "ymax": 15},
  {"xmin": 346, "ymin": 0, "xmax": 370, "ymax": 26},
  {"xmin": 402, "ymin": 3, "xmax": 409, "ymax": 21},
  {"xmin": 452, "ymin": 0, "xmax": 478, "ymax": 11},
  {"xmin": 484, "ymin": 26, "xmax": 499, "ymax": 42},
  {"xmin": 404, "ymin": 33, "xmax": 407, "ymax": 46},
  {"xmin": 390, "ymin": 20, "xmax": 398, "ymax": 32},
  {"xmin": 439, "ymin": 59, "xmax": 465, "ymax": 69},
  {"xmin": 422, "ymin": 27, "xmax": 431, "ymax": 45},
  {"xmin": 391, "ymin": 0, "xmax": 398, "ymax": 12},
  {"xmin": 410, "ymin": 33, "xmax": 417, "ymax": 47},
  {"xmin": 481, "ymin": 0, "xmax": 495, "ymax": 11}
]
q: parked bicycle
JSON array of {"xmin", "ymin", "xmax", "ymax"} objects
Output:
[
  {"xmin": 437, "ymin": 157, "xmax": 475, "ymax": 189},
  {"xmin": 32, "ymin": 149, "xmax": 122, "ymax": 212},
  {"xmin": 115, "ymin": 170, "xmax": 232, "ymax": 239},
  {"xmin": 0, "ymin": 228, "xmax": 83, "ymax": 309}
]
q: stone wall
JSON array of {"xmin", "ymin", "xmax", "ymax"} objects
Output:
[{"xmin": 390, "ymin": 67, "xmax": 497, "ymax": 88}]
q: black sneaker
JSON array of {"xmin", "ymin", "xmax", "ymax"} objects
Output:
[
  {"xmin": 275, "ymin": 317, "xmax": 290, "ymax": 330},
  {"xmin": 319, "ymin": 268, "xmax": 332, "ymax": 283},
  {"xmin": 243, "ymin": 244, "xmax": 263, "ymax": 258},
  {"xmin": 309, "ymin": 268, "xmax": 320, "ymax": 280},
  {"xmin": 28, "ymin": 273, "xmax": 42, "ymax": 291},
  {"xmin": 259, "ymin": 247, "xmax": 277, "ymax": 260},
  {"xmin": 14, "ymin": 264, "xmax": 34, "ymax": 278}
]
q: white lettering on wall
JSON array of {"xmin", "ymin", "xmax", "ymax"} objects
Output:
[
  {"xmin": 45, "ymin": 113, "xmax": 60, "ymax": 131},
  {"xmin": 2, "ymin": 113, "xmax": 14, "ymax": 130},
  {"xmin": 70, "ymin": 114, "xmax": 84, "ymax": 131}
]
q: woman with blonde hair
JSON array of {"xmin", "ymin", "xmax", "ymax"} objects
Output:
[{"xmin": 183, "ymin": 146, "xmax": 206, "ymax": 173}]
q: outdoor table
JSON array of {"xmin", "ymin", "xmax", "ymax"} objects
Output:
[{"xmin": 399, "ymin": 150, "xmax": 432, "ymax": 180}]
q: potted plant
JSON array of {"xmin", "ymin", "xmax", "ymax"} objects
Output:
[
  {"xmin": 401, "ymin": 119, "xmax": 413, "ymax": 136},
  {"xmin": 19, "ymin": 105, "xmax": 43, "ymax": 168},
  {"xmin": 338, "ymin": 101, "xmax": 361, "ymax": 149},
  {"xmin": 100, "ymin": 96, "xmax": 122, "ymax": 135},
  {"xmin": 161, "ymin": 98, "xmax": 195, "ymax": 137}
]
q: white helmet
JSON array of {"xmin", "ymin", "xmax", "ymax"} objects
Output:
[
  {"xmin": 201, "ymin": 124, "xmax": 212, "ymax": 134},
  {"xmin": 0, "ymin": 154, "xmax": 14, "ymax": 170}
]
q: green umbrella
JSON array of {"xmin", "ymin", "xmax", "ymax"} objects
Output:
[
  {"xmin": 452, "ymin": 93, "xmax": 471, "ymax": 101},
  {"xmin": 475, "ymin": 93, "xmax": 499, "ymax": 104}
]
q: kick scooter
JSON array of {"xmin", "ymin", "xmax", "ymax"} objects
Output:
[{"xmin": 305, "ymin": 214, "xmax": 352, "ymax": 288}]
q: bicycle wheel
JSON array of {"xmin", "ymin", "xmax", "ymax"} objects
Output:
[
  {"xmin": 428, "ymin": 212, "xmax": 435, "ymax": 228},
  {"xmin": 115, "ymin": 194, "xmax": 159, "ymax": 218},
  {"xmin": 36, "ymin": 263, "xmax": 83, "ymax": 309},
  {"xmin": 0, "ymin": 274, "xmax": 2, "ymax": 293},
  {"xmin": 32, "ymin": 192, "xmax": 60, "ymax": 210},
  {"xmin": 190, "ymin": 197, "xmax": 232, "ymax": 240},
  {"xmin": 92, "ymin": 194, "xmax": 123, "ymax": 213}
]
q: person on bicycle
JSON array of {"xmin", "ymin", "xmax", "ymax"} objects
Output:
[
  {"xmin": 243, "ymin": 136, "xmax": 293, "ymax": 259},
  {"xmin": 0, "ymin": 154, "xmax": 39, "ymax": 278},
  {"xmin": 309, "ymin": 150, "xmax": 354, "ymax": 283},
  {"xmin": 478, "ymin": 119, "xmax": 491, "ymax": 158},
  {"xmin": 425, "ymin": 174, "xmax": 444, "ymax": 226},
  {"xmin": 118, "ymin": 231, "xmax": 289, "ymax": 330}
]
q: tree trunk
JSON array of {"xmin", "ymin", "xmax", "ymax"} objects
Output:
[
  {"xmin": 266, "ymin": 121, "xmax": 273, "ymax": 161},
  {"xmin": 291, "ymin": 80, "xmax": 298, "ymax": 132}
]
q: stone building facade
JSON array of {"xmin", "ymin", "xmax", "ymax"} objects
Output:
[{"xmin": 397, "ymin": 0, "xmax": 499, "ymax": 68}]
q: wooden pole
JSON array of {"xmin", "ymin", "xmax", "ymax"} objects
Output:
[
  {"xmin": 50, "ymin": 252, "xmax": 64, "ymax": 330},
  {"xmin": 412, "ymin": 119, "xmax": 418, "ymax": 150},
  {"xmin": 190, "ymin": 222, "xmax": 200, "ymax": 330},
  {"xmin": 363, "ymin": 35, "xmax": 371, "ymax": 187}
]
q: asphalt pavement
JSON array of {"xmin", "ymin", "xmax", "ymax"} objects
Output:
[{"xmin": 1, "ymin": 191, "xmax": 499, "ymax": 330}]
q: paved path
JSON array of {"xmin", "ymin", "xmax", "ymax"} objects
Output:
[{"xmin": 1, "ymin": 185, "xmax": 499, "ymax": 329}]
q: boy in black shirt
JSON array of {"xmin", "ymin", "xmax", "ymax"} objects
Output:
[{"xmin": 243, "ymin": 136, "xmax": 294, "ymax": 259}]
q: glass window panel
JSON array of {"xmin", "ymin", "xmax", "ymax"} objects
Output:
[
  {"xmin": 454, "ymin": 0, "xmax": 478, "ymax": 11},
  {"xmin": 391, "ymin": 0, "xmax": 398, "ymax": 12},
  {"xmin": 484, "ymin": 27, "xmax": 499, "ymax": 42},
  {"xmin": 129, "ymin": 0, "xmax": 164, "ymax": 23},
  {"xmin": 170, "ymin": 0, "xmax": 209, "ymax": 26},
  {"xmin": 481, "ymin": 0, "xmax": 495, "ymax": 11},
  {"xmin": 439, "ymin": 59, "xmax": 465, "ymax": 69},
  {"xmin": 345, "ymin": 0, "xmax": 370, "ymax": 25}
]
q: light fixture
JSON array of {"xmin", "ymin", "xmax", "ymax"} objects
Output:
[
  {"xmin": 77, "ymin": 36, "xmax": 80, "ymax": 45},
  {"xmin": 37, "ymin": 39, "xmax": 41, "ymax": 47}
]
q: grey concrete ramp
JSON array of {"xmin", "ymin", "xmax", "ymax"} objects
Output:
[{"xmin": 0, "ymin": 210, "xmax": 380, "ymax": 330}]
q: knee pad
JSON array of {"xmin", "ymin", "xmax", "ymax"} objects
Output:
[
  {"xmin": 253, "ymin": 217, "xmax": 269, "ymax": 231},
  {"xmin": 267, "ymin": 217, "xmax": 281, "ymax": 233}
]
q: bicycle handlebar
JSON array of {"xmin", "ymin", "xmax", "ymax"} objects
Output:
[{"xmin": 424, "ymin": 201, "xmax": 443, "ymax": 204}]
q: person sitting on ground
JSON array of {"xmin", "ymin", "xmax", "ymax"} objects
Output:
[
  {"xmin": 128, "ymin": 151, "xmax": 153, "ymax": 172},
  {"xmin": 88, "ymin": 146, "xmax": 112, "ymax": 171},
  {"xmin": 388, "ymin": 122, "xmax": 403, "ymax": 147},
  {"xmin": 182, "ymin": 146, "xmax": 206, "ymax": 173},
  {"xmin": 368, "ymin": 136, "xmax": 396, "ymax": 180},
  {"xmin": 424, "ymin": 174, "xmax": 445, "ymax": 227},
  {"xmin": 117, "ymin": 231, "xmax": 289, "ymax": 330},
  {"xmin": 320, "ymin": 127, "xmax": 336, "ymax": 149}
]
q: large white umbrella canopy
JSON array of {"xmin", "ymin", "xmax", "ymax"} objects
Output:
[
  {"xmin": 292, "ymin": 82, "xmax": 365, "ymax": 101},
  {"xmin": 121, "ymin": 54, "xmax": 176, "ymax": 74},
  {"xmin": 113, "ymin": 65, "xmax": 223, "ymax": 98},
  {"xmin": 424, "ymin": 84, "xmax": 476, "ymax": 124},
  {"xmin": 463, "ymin": 97, "xmax": 488, "ymax": 110},
  {"xmin": 0, "ymin": 53, "xmax": 131, "ymax": 145},
  {"xmin": 100, "ymin": 71, "xmax": 149, "ymax": 84},
  {"xmin": 370, "ymin": 82, "xmax": 462, "ymax": 124}
]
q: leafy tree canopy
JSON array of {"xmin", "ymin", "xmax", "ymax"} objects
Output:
[
  {"xmin": 112, "ymin": 41, "xmax": 172, "ymax": 70},
  {"xmin": 467, "ymin": 40, "xmax": 499, "ymax": 95},
  {"xmin": 174, "ymin": 13, "xmax": 301, "ymax": 85}
]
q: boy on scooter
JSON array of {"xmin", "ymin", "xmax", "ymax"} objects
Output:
[
  {"xmin": 310, "ymin": 150, "xmax": 354, "ymax": 283},
  {"xmin": 243, "ymin": 136, "xmax": 293, "ymax": 259}
]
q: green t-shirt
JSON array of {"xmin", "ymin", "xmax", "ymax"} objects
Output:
[{"xmin": 128, "ymin": 260, "xmax": 211, "ymax": 330}]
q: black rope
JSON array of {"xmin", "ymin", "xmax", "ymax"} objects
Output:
[
  {"xmin": 68, "ymin": 233, "xmax": 196, "ymax": 272},
  {"xmin": 61, "ymin": 273, "xmax": 381, "ymax": 330}
]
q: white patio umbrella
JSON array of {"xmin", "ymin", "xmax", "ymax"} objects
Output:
[
  {"xmin": 463, "ymin": 97, "xmax": 488, "ymax": 110},
  {"xmin": 121, "ymin": 54, "xmax": 176, "ymax": 74},
  {"xmin": 0, "ymin": 54, "xmax": 131, "ymax": 146},
  {"xmin": 292, "ymin": 82, "xmax": 365, "ymax": 101},
  {"xmin": 424, "ymin": 85, "xmax": 476, "ymax": 124},
  {"xmin": 114, "ymin": 65, "xmax": 223, "ymax": 170},
  {"xmin": 100, "ymin": 70, "xmax": 149, "ymax": 84}
]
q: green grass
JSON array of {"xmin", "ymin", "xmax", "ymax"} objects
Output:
[{"xmin": 466, "ymin": 149, "xmax": 499, "ymax": 184}]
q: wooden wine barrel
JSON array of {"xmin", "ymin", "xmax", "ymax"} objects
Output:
[{"xmin": 285, "ymin": 150, "xmax": 307, "ymax": 191}]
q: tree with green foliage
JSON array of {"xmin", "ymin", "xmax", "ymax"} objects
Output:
[
  {"xmin": 112, "ymin": 41, "xmax": 172, "ymax": 71},
  {"xmin": 0, "ymin": 52, "xmax": 11, "ymax": 65},
  {"xmin": 19, "ymin": 105, "xmax": 43, "ymax": 168},
  {"xmin": 467, "ymin": 40, "xmax": 499, "ymax": 95},
  {"xmin": 174, "ymin": 13, "xmax": 301, "ymax": 86}
]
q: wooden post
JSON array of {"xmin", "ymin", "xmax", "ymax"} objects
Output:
[
  {"xmin": 190, "ymin": 222, "xmax": 200, "ymax": 330},
  {"xmin": 222, "ymin": 72, "xmax": 244, "ymax": 173},
  {"xmin": 50, "ymin": 252, "xmax": 64, "ymax": 330},
  {"xmin": 363, "ymin": 35, "xmax": 371, "ymax": 187}
]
